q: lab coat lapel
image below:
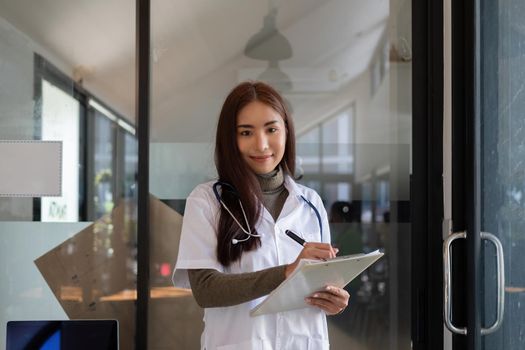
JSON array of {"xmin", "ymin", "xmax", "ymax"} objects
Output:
[{"xmin": 276, "ymin": 176, "xmax": 303, "ymax": 223}]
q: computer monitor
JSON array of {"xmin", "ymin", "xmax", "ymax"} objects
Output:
[{"xmin": 6, "ymin": 320, "xmax": 118, "ymax": 350}]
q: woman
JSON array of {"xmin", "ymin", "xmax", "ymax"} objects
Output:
[{"xmin": 173, "ymin": 81, "xmax": 349, "ymax": 349}]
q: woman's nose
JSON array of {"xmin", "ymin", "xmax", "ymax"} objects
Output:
[{"xmin": 255, "ymin": 134, "xmax": 269, "ymax": 151}]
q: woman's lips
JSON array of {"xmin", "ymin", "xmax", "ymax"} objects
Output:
[{"xmin": 250, "ymin": 155, "xmax": 273, "ymax": 163}]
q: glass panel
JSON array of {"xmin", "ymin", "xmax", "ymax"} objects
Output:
[
  {"xmin": 480, "ymin": 0, "xmax": 525, "ymax": 348},
  {"xmin": 0, "ymin": 3, "xmax": 137, "ymax": 349},
  {"xmin": 150, "ymin": 0, "xmax": 411, "ymax": 349}
]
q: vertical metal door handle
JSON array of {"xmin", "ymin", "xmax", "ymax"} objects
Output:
[
  {"xmin": 480, "ymin": 232, "xmax": 505, "ymax": 335},
  {"xmin": 443, "ymin": 231, "xmax": 505, "ymax": 336},
  {"xmin": 443, "ymin": 231, "xmax": 467, "ymax": 335}
]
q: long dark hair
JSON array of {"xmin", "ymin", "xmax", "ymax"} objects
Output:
[{"xmin": 215, "ymin": 81, "xmax": 296, "ymax": 267}]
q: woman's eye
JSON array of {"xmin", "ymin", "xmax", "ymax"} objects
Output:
[
  {"xmin": 268, "ymin": 127, "xmax": 278, "ymax": 133},
  {"xmin": 239, "ymin": 130, "xmax": 251, "ymax": 136}
]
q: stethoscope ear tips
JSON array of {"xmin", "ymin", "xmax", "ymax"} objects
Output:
[{"xmin": 232, "ymin": 239, "xmax": 239, "ymax": 245}]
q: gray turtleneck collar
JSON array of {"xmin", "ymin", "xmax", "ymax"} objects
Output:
[
  {"xmin": 256, "ymin": 166, "xmax": 288, "ymax": 221},
  {"xmin": 256, "ymin": 166, "xmax": 285, "ymax": 194}
]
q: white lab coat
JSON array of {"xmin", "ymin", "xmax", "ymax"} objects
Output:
[{"xmin": 173, "ymin": 175, "xmax": 331, "ymax": 350}]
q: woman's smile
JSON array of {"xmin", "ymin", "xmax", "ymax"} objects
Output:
[{"xmin": 250, "ymin": 154, "xmax": 273, "ymax": 162}]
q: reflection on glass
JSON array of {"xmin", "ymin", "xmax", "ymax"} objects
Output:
[
  {"xmin": 361, "ymin": 182, "xmax": 373, "ymax": 224},
  {"xmin": 321, "ymin": 109, "xmax": 354, "ymax": 174},
  {"xmin": 297, "ymin": 127, "xmax": 320, "ymax": 173},
  {"xmin": 375, "ymin": 180, "xmax": 390, "ymax": 222},
  {"xmin": 297, "ymin": 107, "xmax": 354, "ymax": 177},
  {"xmin": 93, "ymin": 111, "xmax": 115, "ymax": 219},
  {"xmin": 123, "ymin": 133, "xmax": 138, "ymax": 200}
]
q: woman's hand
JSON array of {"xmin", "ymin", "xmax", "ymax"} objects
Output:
[
  {"xmin": 305, "ymin": 285, "xmax": 350, "ymax": 315},
  {"xmin": 285, "ymin": 243, "xmax": 338, "ymax": 278}
]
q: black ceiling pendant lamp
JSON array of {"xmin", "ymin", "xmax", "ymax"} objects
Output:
[{"xmin": 244, "ymin": 5, "xmax": 293, "ymax": 93}]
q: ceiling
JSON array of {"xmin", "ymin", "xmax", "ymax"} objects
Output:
[{"xmin": 0, "ymin": 0, "xmax": 399, "ymax": 142}]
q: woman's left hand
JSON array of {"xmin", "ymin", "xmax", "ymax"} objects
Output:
[{"xmin": 305, "ymin": 285, "xmax": 350, "ymax": 315}]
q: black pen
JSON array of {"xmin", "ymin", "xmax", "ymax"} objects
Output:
[{"xmin": 285, "ymin": 230, "xmax": 306, "ymax": 246}]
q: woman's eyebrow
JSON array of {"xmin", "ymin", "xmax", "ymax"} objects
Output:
[
  {"xmin": 236, "ymin": 120, "xmax": 279, "ymax": 128},
  {"xmin": 236, "ymin": 124, "xmax": 253, "ymax": 129}
]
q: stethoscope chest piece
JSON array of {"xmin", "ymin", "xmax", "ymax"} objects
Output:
[{"xmin": 213, "ymin": 181, "xmax": 261, "ymax": 245}]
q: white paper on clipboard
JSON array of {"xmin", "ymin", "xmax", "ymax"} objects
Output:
[{"xmin": 250, "ymin": 250, "xmax": 384, "ymax": 317}]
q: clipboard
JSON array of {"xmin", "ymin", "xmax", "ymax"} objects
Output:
[{"xmin": 250, "ymin": 250, "xmax": 384, "ymax": 317}]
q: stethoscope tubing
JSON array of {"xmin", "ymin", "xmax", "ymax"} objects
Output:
[{"xmin": 213, "ymin": 181, "xmax": 323, "ymax": 244}]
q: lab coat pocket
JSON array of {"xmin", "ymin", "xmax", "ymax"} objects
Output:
[
  {"xmin": 307, "ymin": 337, "xmax": 330, "ymax": 350},
  {"xmin": 216, "ymin": 338, "xmax": 270, "ymax": 350}
]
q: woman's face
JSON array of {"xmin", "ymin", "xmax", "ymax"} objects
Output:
[{"xmin": 236, "ymin": 100, "xmax": 286, "ymax": 175}]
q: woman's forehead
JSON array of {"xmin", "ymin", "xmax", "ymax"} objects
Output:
[{"xmin": 236, "ymin": 100, "xmax": 284, "ymax": 126}]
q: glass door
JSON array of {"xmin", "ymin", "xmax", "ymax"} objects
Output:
[
  {"xmin": 449, "ymin": 0, "xmax": 525, "ymax": 348},
  {"xmin": 148, "ymin": 1, "xmax": 413, "ymax": 349},
  {"xmin": 479, "ymin": 0, "xmax": 525, "ymax": 348},
  {"xmin": 0, "ymin": 3, "xmax": 138, "ymax": 349}
]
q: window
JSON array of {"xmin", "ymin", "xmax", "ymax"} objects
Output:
[
  {"xmin": 39, "ymin": 79, "xmax": 80, "ymax": 222},
  {"xmin": 297, "ymin": 105, "xmax": 355, "ymax": 211}
]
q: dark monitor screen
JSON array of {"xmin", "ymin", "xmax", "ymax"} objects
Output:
[{"xmin": 6, "ymin": 320, "xmax": 118, "ymax": 350}]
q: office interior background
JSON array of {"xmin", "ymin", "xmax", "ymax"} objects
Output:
[{"xmin": 0, "ymin": 0, "xmax": 523, "ymax": 349}]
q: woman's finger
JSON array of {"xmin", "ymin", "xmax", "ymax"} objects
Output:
[
  {"xmin": 305, "ymin": 297, "xmax": 334, "ymax": 312},
  {"xmin": 309, "ymin": 291, "xmax": 347, "ymax": 309},
  {"xmin": 303, "ymin": 242, "xmax": 338, "ymax": 258},
  {"xmin": 306, "ymin": 286, "xmax": 350, "ymax": 314},
  {"xmin": 286, "ymin": 244, "xmax": 339, "ymax": 277},
  {"xmin": 324, "ymin": 286, "xmax": 350, "ymax": 300},
  {"xmin": 307, "ymin": 247, "xmax": 335, "ymax": 260},
  {"xmin": 305, "ymin": 296, "xmax": 341, "ymax": 315},
  {"xmin": 302, "ymin": 245, "xmax": 338, "ymax": 259}
]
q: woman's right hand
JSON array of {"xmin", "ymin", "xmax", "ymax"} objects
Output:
[{"xmin": 285, "ymin": 243, "xmax": 339, "ymax": 278}]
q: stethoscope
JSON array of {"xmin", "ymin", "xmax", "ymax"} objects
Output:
[{"xmin": 213, "ymin": 181, "xmax": 323, "ymax": 245}]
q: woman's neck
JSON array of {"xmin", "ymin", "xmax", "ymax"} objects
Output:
[{"xmin": 256, "ymin": 167, "xmax": 284, "ymax": 193}]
